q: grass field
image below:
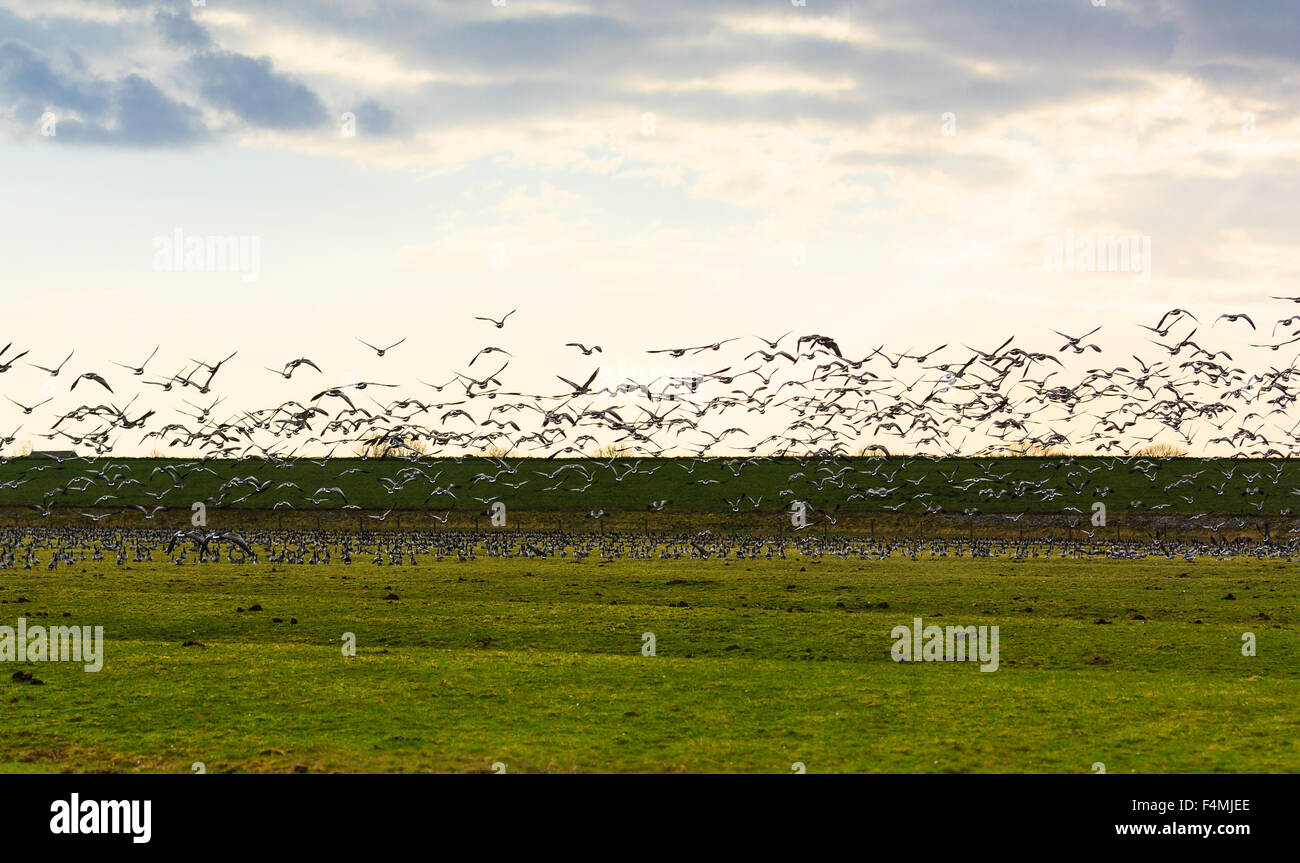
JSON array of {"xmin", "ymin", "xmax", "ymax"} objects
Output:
[
  {"xmin": 4, "ymin": 554, "xmax": 1296, "ymax": 773},
  {"xmin": 3, "ymin": 455, "xmax": 1299, "ymax": 518}
]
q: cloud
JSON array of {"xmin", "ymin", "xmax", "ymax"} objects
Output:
[
  {"xmin": 154, "ymin": 8, "xmax": 212, "ymax": 51},
  {"xmin": 191, "ymin": 50, "xmax": 329, "ymax": 130},
  {"xmin": 352, "ymin": 98, "xmax": 397, "ymax": 135},
  {"xmin": 0, "ymin": 41, "xmax": 108, "ymax": 120},
  {"xmin": 0, "ymin": 40, "xmax": 206, "ymax": 145},
  {"xmin": 59, "ymin": 73, "xmax": 208, "ymax": 146},
  {"xmin": 1176, "ymin": 0, "xmax": 1300, "ymax": 62}
]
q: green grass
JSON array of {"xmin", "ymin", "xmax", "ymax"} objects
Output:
[
  {"xmin": 2, "ymin": 554, "xmax": 1295, "ymax": 772},
  {"xmin": 1, "ymin": 454, "xmax": 1298, "ymax": 524}
]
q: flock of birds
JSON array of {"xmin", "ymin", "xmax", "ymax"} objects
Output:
[
  {"xmin": 2, "ymin": 525, "xmax": 1290, "ymax": 572},
  {"xmin": 5, "ymin": 299, "xmax": 1300, "ymax": 566}
]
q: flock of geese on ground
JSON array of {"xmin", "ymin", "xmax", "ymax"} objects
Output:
[
  {"xmin": 1, "ymin": 526, "xmax": 1295, "ymax": 570},
  {"xmin": 4, "ymin": 300, "xmax": 1300, "ymax": 565}
]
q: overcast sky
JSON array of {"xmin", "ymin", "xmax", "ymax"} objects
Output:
[{"xmin": 1, "ymin": 1, "xmax": 1297, "ymax": 455}]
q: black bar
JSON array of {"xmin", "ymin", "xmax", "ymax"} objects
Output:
[{"xmin": 1, "ymin": 774, "xmax": 1284, "ymax": 850}]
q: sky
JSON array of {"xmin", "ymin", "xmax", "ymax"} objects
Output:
[{"xmin": 0, "ymin": 1, "xmax": 1298, "ymax": 456}]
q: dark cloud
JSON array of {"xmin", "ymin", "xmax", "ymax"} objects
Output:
[
  {"xmin": 352, "ymin": 99, "xmax": 397, "ymax": 136},
  {"xmin": 0, "ymin": 41, "xmax": 107, "ymax": 118},
  {"xmin": 6, "ymin": 0, "xmax": 1298, "ymax": 147},
  {"xmin": 191, "ymin": 51, "xmax": 329, "ymax": 130},
  {"xmin": 58, "ymin": 73, "xmax": 208, "ymax": 146},
  {"xmin": 0, "ymin": 40, "xmax": 205, "ymax": 146},
  {"xmin": 870, "ymin": 0, "xmax": 1179, "ymax": 67},
  {"xmin": 1177, "ymin": 0, "xmax": 1300, "ymax": 62},
  {"xmin": 155, "ymin": 8, "xmax": 213, "ymax": 51},
  {"xmin": 297, "ymin": 2, "xmax": 1174, "ymax": 131},
  {"xmin": 436, "ymin": 14, "xmax": 643, "ymax": 70}
]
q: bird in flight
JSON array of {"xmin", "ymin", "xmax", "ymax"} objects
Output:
[
  {"xmin": 357, "ymin": 337, "xmax": 406, "ymax": 357},
  {"xmin": 110, "ymin": 346, "xmax": 159, "ymax": 376},
  {"xmin": 187, "ymin": 350, "xmax": 237, "ymax": 393},
  {"xmin": 469, "ymin": 346, "xmax": 512, "ymax": 366},
  {"xmin": 557, "ymin": 369, "xmax": 599, "ymax": 396},
  {"xmin": 454, "ymin": 362, "xmax": 509, "ymax": 391},
  {"xmin": 475, "ymin": 310, "xmax": 517, "ymax": 329},
  {"xmin": 1271, "ymin": 316, "xmax": 1300, "ymax": 336},
  {"xmin": 6, "ymin": 396, "xmax": 51, "ymax": 415},
  {"xmin": 0, "ymin": 344, "xmax": 29, "ymax": 374},
  {"xmin": 797, "ymin": 334, "xmax": 843, "ymax": 358},
  {"xmin": 1250, "ymin": 334, "xmax": 1300, "ymax": 351},
  {"xmin": 267, "ymin": 357, "xmax": 323, "ymax": 378},
  {"xmin": 1214, "ymin": 313, "xmax": 1255, "ymax": 330},
  {"xmin": 71, "ymin": 371, "xmax": 113, "ymax": 393},
  {"xmin": 1053, "ymin": 327, "xmax": 1102, "ymax": 353},
  {"xmin": 648, "ymin": 339, "xmax": 738, "ymax": 358},
  {"xmin": 29, "ymin": 350, "xmax": 74, "ymax": 377},
  {"xmin": 1151, "ymin": 308, "xmax": 1197, "ymax": 333},
  {"xmin": 754, "ymin": 332, "xmax": 791, "ymax": 349}
]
